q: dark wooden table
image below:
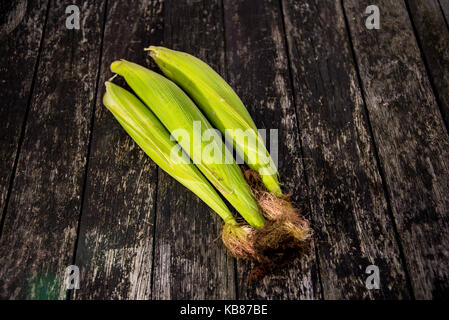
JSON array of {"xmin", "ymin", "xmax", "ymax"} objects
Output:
[{"xmin": 1, "ymin": 0, "xmax": 448, "ymax": 300}]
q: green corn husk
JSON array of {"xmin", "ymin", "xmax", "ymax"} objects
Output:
[
  {"xmin": 110, "ymin": 60, "xmax": 266, "ymax": 229},
  {"xmin": 147, "ymin": 46, "xmax": 282, "ymax": 197},
  {"xmin": 103, "ymin": 81, "xmax": 237, "ymax": 225}
]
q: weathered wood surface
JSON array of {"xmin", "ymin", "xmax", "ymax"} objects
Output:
[
  {"xmin": 439, "ymin": 0, "xmax": 449, "ymax": 23},
  {"xmin": 72, "ymin": 0, "xmax": 161, "ymax": 300},
  {"xmin": 0, "ymin": 0, "xmax": 105, "ymax": 299},
  {"xmin": 1, "ymin": 0, "xmax": 448, "ymax": 300},
  {"xmin": 0, "ymin": 0, "xmax": 48, "ymax": 227},
  {"xmin": 151, "ymin": 0, "xmax": 236, "ymax": 299},
  {"xmin": 224, "ymin": 0, "xmax": 320, "ymax": 300},
  {"xmin": 406, "ymin": 0, "xmax": 449, "ymax": 130},
  {"xmin": 282, "ymin": 0, "xmax": 410, "ymax": 299},
  {"xmin": 343, "ymin": 0, "xmax": 449, "ymax": 299}
]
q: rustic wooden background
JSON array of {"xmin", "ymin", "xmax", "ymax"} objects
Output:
[{"xmin": 0, "ymin": 0, "xmax": 448, "ymax": 300}]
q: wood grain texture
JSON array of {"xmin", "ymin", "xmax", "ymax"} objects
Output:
[
  {"xmin": 0, "ymin": 0, "xmax": 48, "ymax": 227},
  {"xmin": 282, "ymin": 0, "xmax": 410, "ymax": 299},
  {"xmin": 0, "ymin": 0, "xmax": 105, "ymax": 299},
  {"xmin": 73, "ymin": 0, "xmax": 164, "ymax": 300},
  {"xmin": 406, "ymin": 0, "xmax": 449, "ymax": 131},
  {"xmin": 1, "ymin": 0, "xmax": 448, "ymax": 300},
  {"xmin": 343, "ymin": 0, "xmax": 449, "ymax": 299},
  {"xmin": 150, "ymin": 0, "xmax": 236, "ymax": 299},
  {"xmin": 224, "ymin": 0, "xmax": 321, "ymax": 300},
  {"xmin": 439, "ymin": 0, "xmax": 449, "ymax": 22}
]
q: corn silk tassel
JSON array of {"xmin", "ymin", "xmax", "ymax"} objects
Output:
[
  {"xmin": 147, "ymin": 47, "xmax": 312, "ymax": 263},
  {"xmin": 103, "ymin": 81, "xmax": 255, "ymax": 259}
]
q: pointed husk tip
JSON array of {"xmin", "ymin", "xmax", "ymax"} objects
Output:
[{"xmin": 144, "ymin": 45, "xmax": 160, "ymax": 58}]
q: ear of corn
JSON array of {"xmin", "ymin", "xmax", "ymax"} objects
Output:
[
  {"xmin": 103, "ymin": 81, "xmax": 237, "ymax": 225},
  {"xmin": 110, "ymin": 60, "xmax": 266, "ymax": 229},
  {"xmin": 147, "ymin": 46, "xmax": 282, "ymax": 197}
]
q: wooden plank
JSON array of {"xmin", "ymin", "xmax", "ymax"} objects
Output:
[
  {"xmin": 282, "ymin": 0, "xmax": 410, "ymax": 299},
  {"xmin": 406, "ymin": 0, "xmax": 449, "ymax": 130},
  {"xmin": 224, "ymin": 0, "xmax": 321, "ymax": 299},
  {"xmin": 151, "ymin": 0, "xmax": 236, "ymax": 299},
  {"xmin": 343, "ymin": 0, "xmax": 449, "ymax": 299},
  {"xmin": 0, "ymin": 0, "xmax": 106, "ymax": 299},
  {"xmin": 0, "ymin": 0, "xmax": 48, "ymax": 227},
  {"xmin": 72, "ymin": 0, "xmax": 164, "ymax": 300},
  {"xmin": 439, "ymin": 0, "xmax": 449, "ymax": 22}
]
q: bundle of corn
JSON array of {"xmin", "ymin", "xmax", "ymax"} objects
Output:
[
  {"xmin": 103, "ymin": 81, "xmax": 255, "ymax": 259},
  {"xmin": 146, "ymin": 47, "xmax": 311, "ymax": 255},
  {"xmin": 110, "ymin": 60, "xmax": 265, "ymax": 229},
  {"xmin": 103, "ymin": 49, "xmax": 312, "ymax": 275}
]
